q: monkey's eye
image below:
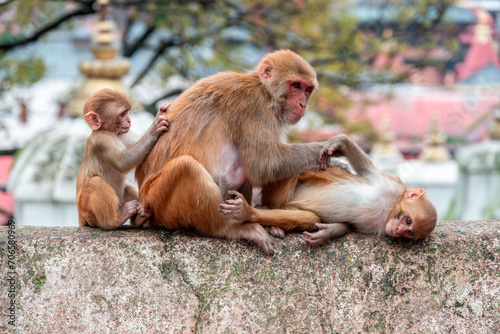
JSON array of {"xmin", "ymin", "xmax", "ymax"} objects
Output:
[
  {"xmin": 292, "ymin": 82, "xmax": 301, "ymax": 89},
  {"xmin": 407, "ymin": 231, "xmax": 415, "ymax": 239},
  {"xmin": 305, "ymin": 86, "xmax": 313, "ymax": 93},
  {"xmin": 405, "ymin": 217, "xmax": 412, "ymax": 225}
]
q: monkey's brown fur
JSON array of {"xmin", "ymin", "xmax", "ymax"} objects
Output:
[
  {"xmin": 221, "ymin": 135, "xmax": 438, "ymax": 245},
  {"xmin": 136, "ymin": 50, "xmax": 322, "ymax": 255},
  {"xmin": 77, "ymin": 89, "xmax": 169, "ymax": 230}
]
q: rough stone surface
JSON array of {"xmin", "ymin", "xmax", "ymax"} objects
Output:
[{"xmin": 1, "ymin": 220, "xmax": 499, "ymax": 333}]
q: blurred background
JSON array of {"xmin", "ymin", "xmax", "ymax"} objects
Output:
[{"xmin": 1, "ymin": 0, "xmax": 499, "ymax": 226}]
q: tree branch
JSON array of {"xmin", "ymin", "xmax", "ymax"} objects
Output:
[
  {"xmin": 411, "ymin": 3, "xmax": 450, "ymax": 40},
  {"xmin": 428, "ymin": 4, "xmax": 449, "ymax": 32},
  {"xmin": 0, "ymin": 4, "xmax": 96, "ymax": 52},
  {"xmin": 131, "ymin": 10, "xmax": 247, "ymax": 87},
  {"xmin": 147, "ymin": 88, "xmax": 185, "ymax": 108},
  {"xmin": 0, "ymin": 0, "xmax": 16, "ymax": 8},
  {"xmin": 131, "ymin": 38, "xmax": 180, "ymax": 87},
  {"xmin": 122, "ymin": 15, "xmax": 134, "ymax": 54},
  {"xmin": 123, "ymin": 25, "xmax": 156, "ymax": 58}
]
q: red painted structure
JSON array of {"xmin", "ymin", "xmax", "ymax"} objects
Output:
[{"xmin": 0, "ymin": 155, "xmax": 15, "ymax": 226}]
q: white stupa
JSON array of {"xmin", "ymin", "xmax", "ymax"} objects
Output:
[
  {"xmin": 398, "ymin": 113, "xmax": 459, "ymax": 219},
  {"xmin": 454, "ymin": 107, "xmax": 500, "ymax": 220},
  {"xmin": 370, "ymin": 114, "xmax": 404, "ymax": 175}
]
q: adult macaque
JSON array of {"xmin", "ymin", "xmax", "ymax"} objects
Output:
[
  {"xmin": 220, "ymin": 134, "xmax": 438, "ymax": 246},
  {"xmin": 136, "ymin": 50, "xmax": 324, "ymax": 255},
  {"xmin": 77, "ymin": 89, "xmax": 169, "ymax": 230}
]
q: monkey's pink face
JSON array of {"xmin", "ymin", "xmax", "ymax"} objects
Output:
[
  {"xmin": 114, "ymin": 107, "xmax": 131, "ymax": 135},
  {"xmin": 285, "ymin": 79, "xmax": 315, "ymax": 124},
  {"xmin": 386, "ymin": 189, "xmax": 436, "ymax": 240},
  {"xmin": 385, "ymin": 214, "xmax": 415, "ymax": 240}
]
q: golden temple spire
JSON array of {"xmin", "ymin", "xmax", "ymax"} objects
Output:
[
  {"xmin": 371, "ymin": 114, "xmax": 401, "ymax": 157},
  {"xmin": 66, "ymin": 0, "xmax": 142, "ymax": 115},
  {"xmin": 419, "ymin": 112, "xmax": 451, "ymax": 162}
]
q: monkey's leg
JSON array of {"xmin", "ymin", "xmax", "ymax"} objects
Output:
[
  {"xmin": 140, "ymin": 155, "xmax": 275, "ymax": 255},
  {"xmin": 78, "ymin": 177, "xmax": 138, "ymax": 230},
  {"xmin": 255, "ymin": 206, "xmax": 321, "ymax": 232},
  {"xmin": 223, "ymin": 201, "xmax": 321, "ymax": 245},
  {"xmin": 245, "ymin": 206, "xmax": 321, "ymax": 232},
  {"xmin": 261, "ymin": 176, "xmax": 299, "ymax": 208},
  {"xmin": 123, "ymin": 182, "xmax": 139, "ymax": 201},
  {"xmin": 220, "ymin": 191, "xmax": 321, "ymax": 232}
]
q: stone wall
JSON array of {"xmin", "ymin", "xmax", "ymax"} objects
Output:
[{"xmin": 1, "ymin": 221, "xmax": 499, "ymax": 333}]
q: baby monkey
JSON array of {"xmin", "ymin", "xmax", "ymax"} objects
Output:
[
  {"xmin": 220, "ymin": 134, "xmax": 437, "ymax": 246},
  {"xmin": 77, "ymin": 89, "xmax": 170, "ymax": 229}
]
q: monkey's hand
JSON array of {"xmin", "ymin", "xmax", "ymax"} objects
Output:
[
  {"xmin": 158, "ymin": 102, "xmax": 171, "ymax": 115},
  {"xmin": 301, "ymin": 223, "xmax": 334, "ymax": 247},
  {"xmin": 131, "ymin": 203, "xmax": 152, "ymax": 228},
  {"xmin": 219, "ymin": 190, "xmax": 253, "ymax": 223},
  {"xmin": 150, "ymin": 103, "xmax": 170, "ymax": 137},
  {"xmin": 318, "ymin": 134, "xmax": 349, "ymax": 170},
  {"xmin": 119, "ymin": 200, "xmax": 139, "ymax": 225}
]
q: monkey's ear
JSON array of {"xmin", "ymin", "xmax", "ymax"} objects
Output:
[
  {"xmin": 405, "ymin": 188, "xmax": 425, "ymax": 200},
  {"xmin": 258, "ymin": 59, "xmax": 274, "ymax": 82},
  {"xmin": 84, "ymin": 111, "xmax": 101, "ymax": 130}
]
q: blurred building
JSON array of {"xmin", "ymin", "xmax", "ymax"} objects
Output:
[
  {"xmin": 350, "ymin": 3, "xmax": 500, "ymax": 220},
  {"xmin": 349, "ymin": 4, "xmax": 500, "ymax": 157},
  {"xmin": 460, "ymin": 0, "xmax": 500, "ymax": 30}
]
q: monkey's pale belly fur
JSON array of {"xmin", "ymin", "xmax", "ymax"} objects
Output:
[
  {"xmin": 288, "ymin": 175, "xmax": 405, "ymax": 236},
  {"xmin": 211, "ymin": 140, "xmax": 247, "ymax": 192}
]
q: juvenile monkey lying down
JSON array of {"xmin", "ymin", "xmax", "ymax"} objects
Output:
[{"xmin": 219, "ymin": 134, "xmax": 437, "ymax": 247}]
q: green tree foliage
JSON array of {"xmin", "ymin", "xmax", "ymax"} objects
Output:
[
  {"xmin": 0, "ymin": 0, "xmax": 459, "ymax": 139},
  {"xmin": 0, "ymin": 53, "xmax": 46, "ymax": 94}
]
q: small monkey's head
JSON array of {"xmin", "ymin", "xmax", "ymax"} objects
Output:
[
  {"xmin": 385, "ymin": 189, "xmax": 437, "ymax": 240},
  {"xmin": 256, "ymin": 50, "xmax": 318, "ymax": 125},
  {"xmin": 83, "ymin": 89, "xmax": 132, "ymax": 135}
]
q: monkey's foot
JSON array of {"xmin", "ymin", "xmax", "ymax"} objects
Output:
[
  {"xmin": 265, "ymin": 226, "xmax": 285, "ymax": 239},
  {"xmin": 226, "ymin": 223, "xmax": 275, "ymax": 256},
  {"xmin": 251, "ymin": 225, "xmax": 275, "ymax": 256},
  {"xmin": 219, "ymin": 190, "xmax": 252, "ymax": 223},
  {"xmin": 256, "ymin": 236, "xmax": 275, "ymax": 256}
]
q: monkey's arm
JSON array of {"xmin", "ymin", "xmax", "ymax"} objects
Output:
[
  {"xmin": 278, "ymin": 141, "xmax": 325, "ymax": 175},
  {"xmin": 115, "ymin": 133, "xmax": 159, "ymax": 173},
  {"xmin": 90, "ymin": 132, "xmax": 159, "ymax": 174},
  {"xmin": 320, "ymin": 134, "xmax": 376, "ymax": 178},
  {"xmin": 115, "ymin": 109, "xmax": 169, "ymax": 173},
  {"xmin": 241, "ymin": 134, "xmax": 323, "ymax": 185}
]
